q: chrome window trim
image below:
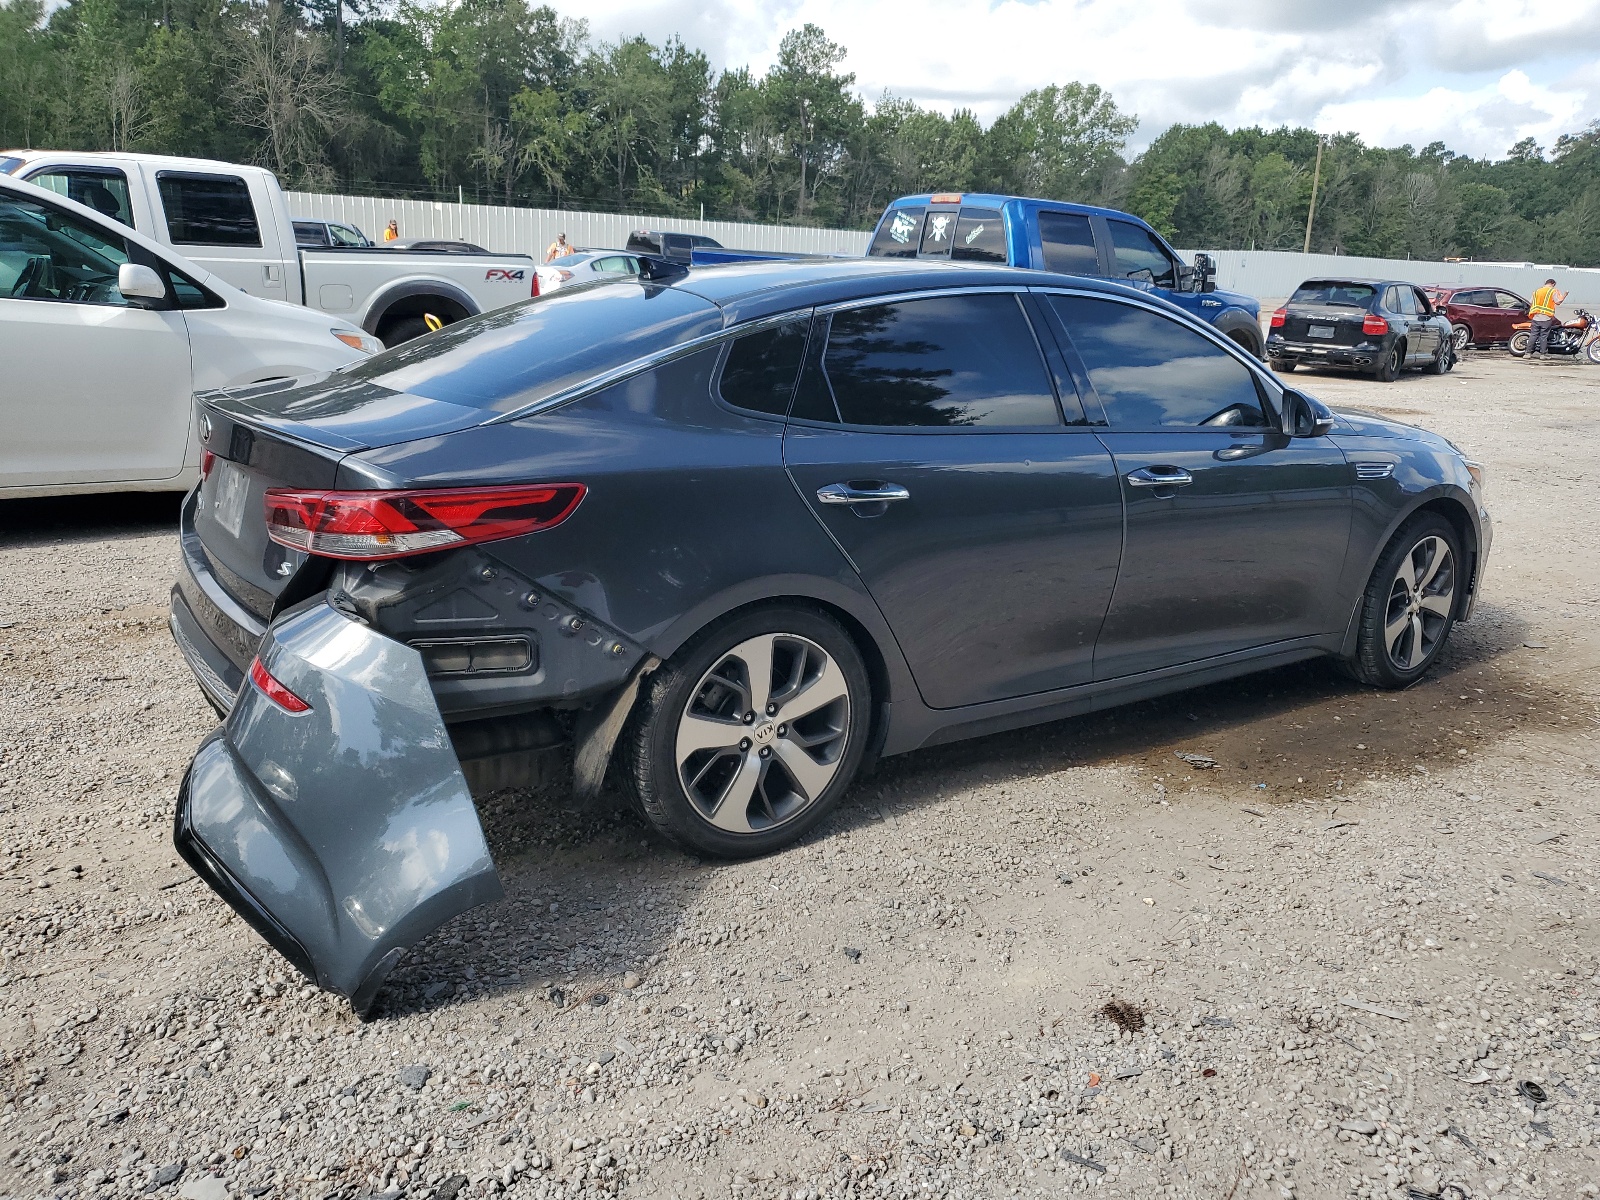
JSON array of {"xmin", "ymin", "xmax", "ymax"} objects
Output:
[
  {"xmin": 1028, "ymin": 284, "xmax": 1286, "ymax": 418},
  {"xmin": 814, "ymin": 284, "xmax": 1029, "ymax": 316},
  {"xmin": 484, "ymin": 308, "xmax": 814, "ymax": 426}
]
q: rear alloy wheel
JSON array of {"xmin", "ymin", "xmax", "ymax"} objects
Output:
[
  {"xmin": 624, "ymin": 607, "xmax": 871, "ymax": 858},
  {"xmin": 1375, "ymin": 341, "xmax": 1403, "ymax": 382},
  {"xmin": 1450, "ymin": 323, "xmax": 1472, "ymax": 351},
  {"xmin": 1509, "ymin": 330, "xmax": 1531, "ymax": 357},
  {"xmin": 1342, "ymin": 515, "xmax": 1461, "ymax": 688}
]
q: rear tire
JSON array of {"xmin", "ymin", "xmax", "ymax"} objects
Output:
[
  {"xmin": 1450, "ymin": 323, "xmax": 1471, "ymax": 351},
  {"xmin": 1341, "ymin": 514, "xmax": 1462, "ymax": 689},
  {"xmin": 622, "ymin": 606, "xmax": 872, "ymax": 859},
  {"xmin": 380, "ymin": 315, "xmax": 435, "ymax": 348},
  {"xmin": 1374, "ymin": 341, "xmax": 1403, "ymax": 382},
  {"xmin": 1509, "ymin": 330, "xmax": 1531, "ymax": 357}
]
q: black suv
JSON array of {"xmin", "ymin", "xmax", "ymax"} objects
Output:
[
  {"xmin": 625, "ymin": 229, "xmax": 723, "ymax": 262},
  {"xmin": 1268, "ymin": 278, "xmax": 1455, "ymax": 381}
]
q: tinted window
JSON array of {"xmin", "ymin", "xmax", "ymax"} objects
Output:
[
  {"xmin": 719, "ymin": 319, "xmax": 808, "ymax": 416},
  {"xmin": 0, "ymin": 191, "xmax": 132, "ymax": 306},
  {"xmin": 821, "ymin": 294, "xmax": 1060, "ymax": 428},
  {"xmin": 1289, "ymin": 281, "xmax": 1375, "ymax": 307},
  {"xmin": 867, "ymin": 206, "xmax": 925, "ymax": 259},
  {"xmin": 1038, "ymin": 211, "xmax": 1098, "ymax": 275},
  {"xmin": 340, "ymin": 282, "xmax": 722, "ymax": 413},
  {"xmin": 164, "ymin": 265, "xmax": 221, "ymax": 309},
  {"xmin": 28, "ymin": 169, "xmax": 134, "ymax": 226},
  {"xmin": 952, "ymin": 207, "xmax": 1006, "ymax": 263},
  {"xmin": 1452, "ymin": 289, "xmax": 1491, "ymax": 307},
  {"xmin": 156, "ymin": 173, "xmax": 261, "ymax": 246},
  {"xmin": 293, "ymin": 221, "xmax": 328, "ymax": 248},
  {"xmin": 0, "ymin": 156, "xmax": 24, "ymax": 175},
  {"xmin": 1049, "ymin": 295, "xmax": 1269, "ymax": 429},
  {"xmin": 1391, "ymin": 287, "xmax": 1417, "ymax": 315},
  {"xmin": 1107, "ymin": 220, "xmax": 1176, "ymax": 287},
  {"xmin": 917, "ymin": 210, "xmax": 957, "ymax": 258}
]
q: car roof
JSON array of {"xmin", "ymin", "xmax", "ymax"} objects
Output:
[
  {"xmin": 1295, "ymin": 278, "xmax": 1413, "ymax": 288},
  {"xmin": 1, "ymin": 149, "xmax": 276, "ymax": 177},
  {"xmin": 885, "ymin": 192, "xmax": 1151, "ymax": 225},
  {"xmin": 662, "ymin": 256, "xmax": 1196, "ymax": 325}
]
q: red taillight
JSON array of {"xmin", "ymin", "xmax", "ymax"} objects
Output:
[
  {"xmin": 200, "ymin": 450, "xmax": 216, "ymax": 479},
  {"xmin": 262, "ymin": 483, "xmax": 587, "ymax": 560},
  {"xmin": 531, "ymin": 273, "xmax": 541, "ymax": 298},
  {"xmin": 1362, "ymin": 314, "xmax": 1389, "ymax": 336},
  {"xmin": 248, "ymin": 656, "xmax": 311, "ymax": 713},
  {"xmin": 1270, "ymin": 308, "xmax": 1286, "ymax": 328}
]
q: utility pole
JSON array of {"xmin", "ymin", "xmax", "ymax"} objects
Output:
[{"xmin": 1303, "ymin": 137, "xmax": 1324, "ymax": 254}]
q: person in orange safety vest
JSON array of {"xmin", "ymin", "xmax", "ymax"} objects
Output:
[{"xmin": 1528, "ymin": 277, "xmax": 1566, "ymax": 357}]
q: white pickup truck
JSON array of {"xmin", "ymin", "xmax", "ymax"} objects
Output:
[{"xmin": 0, "ymin": 150, "xmax": 538, "ymax": 345}]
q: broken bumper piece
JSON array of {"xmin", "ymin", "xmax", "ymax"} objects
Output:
[{"xmin": 174, "ymin": 601, "xmax": 503, "ymax": 1016}]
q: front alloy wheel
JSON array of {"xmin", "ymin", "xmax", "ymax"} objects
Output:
[
  {"xmin": 1450, "ymin": 324, "xmax": 1471, "ymax": 351},
  {"xmin": 624, "ymin": 607, "xmax": 871, "ymax": 857},
  {"xmin": 1342, "ymin": 515, "xmax": 1462, "ymax": 688}
]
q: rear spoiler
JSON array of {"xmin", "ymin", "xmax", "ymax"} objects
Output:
[{"xmin": 688, "ymin": 247, "xmax": 850, "ymax": 268}]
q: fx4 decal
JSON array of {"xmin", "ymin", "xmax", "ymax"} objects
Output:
[{"xmin": 485, "ymin": 268, "xmax": 526, "ymax": 282}]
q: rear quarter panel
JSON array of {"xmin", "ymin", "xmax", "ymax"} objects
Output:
[{"xmin": 300, "ymin": 252, "xmax": 536, "ymax": 326}]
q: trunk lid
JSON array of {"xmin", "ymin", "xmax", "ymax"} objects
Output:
[{"xmin": 1281, "ymin": 303, "xmax": 1368, "ymax": 347}]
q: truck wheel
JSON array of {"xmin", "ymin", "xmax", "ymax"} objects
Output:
[
  {"xmin": 1228, "ymin": 329, "xmax": 1263, "ymax": 359},
  {"xmin": 622, "ymin": 606, "xmax": 872, "ymax": 859},
  {"xmin": 380, "ymin": 316, "xmax": 435, "ymax": 348}
]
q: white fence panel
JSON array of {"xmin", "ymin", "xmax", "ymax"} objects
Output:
[
  {"xmin": 1181, "ymin": 248, "xmax": 1600, "ymax": 309},
  {"xmin": 285, "ymin": 192, "xmax": 872, "ymax": 260}
]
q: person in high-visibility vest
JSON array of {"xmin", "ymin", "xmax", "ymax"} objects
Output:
[{"xmin": 1528, "ymin": 277, "xmax": 1567, "ymax": 358}]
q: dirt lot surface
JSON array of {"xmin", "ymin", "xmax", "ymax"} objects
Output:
[{"xmin": 1, "ymin": 352, "xmax": 1598, "ymax": 1200}]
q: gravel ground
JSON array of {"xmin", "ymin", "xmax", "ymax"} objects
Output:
[{"xmin": 1, "ymin": 352, "xmax": 1598, "ymax": 1200}]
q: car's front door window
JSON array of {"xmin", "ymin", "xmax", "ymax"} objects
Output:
[
  {"xmin": 1047, "ymin": 294, "xmax": 1269, "ymax": 428},
  {"xmin": 1496, "ymin": 291, "xmax": 1527, "ymax": 311},
  {"xmin": 1107, "ymin": 221, "xmax": 1177, "ymax": 288},
  {"xmin": 0, "ymin": 192, "xmax": 133, "ymax": 305}
]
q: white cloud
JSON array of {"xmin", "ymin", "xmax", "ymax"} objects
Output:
[{"xmin": 550, "ymin": 0, "xmax": 1600, "ymax": 159}]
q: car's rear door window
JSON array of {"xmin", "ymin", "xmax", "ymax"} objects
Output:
[
  {"xmin": 155, "ymin": 172, "xmax": 261, "ymax": 246},
  {"xmin": 951, "ymin": 207, "xmax": 1006, "ymax": 263},
  {"xmin": 867, "ymin": 207, "xmax": 925, "ymax": 258},
  {"xmin": 813, "ymin": 293, "xmax": 1061, "ymax": 428},
  {"xmin": 1049, "ymin": 294, "xmax": 1270, "ymax": 429},
  {"xmin": 1038, "ymin": 211, "xmax": 1098, "ymax": 275},
  {"xmin": 718, "ymin": 318, "xmax": 809, "ymax": 417}
]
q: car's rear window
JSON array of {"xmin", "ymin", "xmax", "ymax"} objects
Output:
[
  {"xmin": 340, "ymin": 283, "xmax": 723, "ymax": 413},
  {"xmin": 1290, "ymin": 281, "xmax": 1376, "ymax": 307}
]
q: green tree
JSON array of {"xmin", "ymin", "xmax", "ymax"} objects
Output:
[{"xmin": 984, "ymin": 82, "xmax": 1136, "ymax": 203}]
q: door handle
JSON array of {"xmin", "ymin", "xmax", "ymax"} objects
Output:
[
  {"xmin": 816, "ymin": 482, "xmax": 911, "ymax": 506},
  {"xmin": 1126, "ymin": 466, "xmax": 1194, "ymax": 488}
]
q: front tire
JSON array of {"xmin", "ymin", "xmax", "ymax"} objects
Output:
[
  {"xmin": 1342, "ymin": 515, "xmax": 1462, "ymax": 688},
  {"xmin": 1585, "ymin": 336, "xmax": 1600, "ymax": 365},
  {"xmin": 1509, "ymin": 330, "xmax": 1531, "ymax": 357},
  {"xmin": 1374, "ymin": 341, "xmax": 1403, "ymax": 382},
  {"xmin": 1424, "ymin": 341, "xmax": 1453, "ymax": 375},
  {"xmin": 622, "ymin": 606, "xmax": 872, "ymax": 858}
]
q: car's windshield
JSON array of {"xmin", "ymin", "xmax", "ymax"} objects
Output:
[
  {"xmin": 329, "ymin": 223, "xmax": 367, "ymax": 247},
  {"xmin": 1290, "ymin": 281, "xmax": 1376, "ymax": 307}
]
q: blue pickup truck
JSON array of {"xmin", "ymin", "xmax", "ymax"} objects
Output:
[{"xmin": 864, "ymin": 193, "xmax": 1263, "ymax": 358}]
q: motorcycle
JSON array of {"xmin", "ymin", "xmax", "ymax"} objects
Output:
[{"xmin": 1509, "ymin": 308, "xmax": 1600, "ymax": 362}]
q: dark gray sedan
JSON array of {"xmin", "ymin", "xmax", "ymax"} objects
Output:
[{"xmin": 170, "ymin": 258, "xmax": 1490, "ymax": 1012}]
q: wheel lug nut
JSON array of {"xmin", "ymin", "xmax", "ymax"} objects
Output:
[
  {"xmin": 739, "ymin": 738, "xmax": 751, "ymax": 751},
  {"xmin": 759, "ymin": 747, "xmax": 771, "ymax": 759},
  {"xmin": 766, "ymin": 704, "xmax": 778, "ymax": 716},
  {"xmin": 743, "ymin": 712, "xmax": 754, "ymax": 724},
  {"xmin": 777, "ymin": 724, "xmax": 787, "ymax": 736}
]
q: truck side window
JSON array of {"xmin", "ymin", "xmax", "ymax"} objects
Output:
[
  {"xmin": 867, "ymin": 207, "xmax": 925, "ymax": 259},
  {"xmin": 155, "ymin": 172, "xmax": 261, "ymax": 247},
  {"xmin": 952, "ymin": 208, "xmax": 1006, "ymax": 263},
  {"xmin": 1038, "ymin": 212, "xmax": 1098, "ymax": 275},
  {"xmin": 26, "ymin": 168, "xmax": 134, "ymax": 227},
  {"xmin": 1107, "ymin": 220, "xmax": 1177, "ymax": 288}
]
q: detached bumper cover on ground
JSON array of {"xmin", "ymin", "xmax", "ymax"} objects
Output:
[{"xmin": 174, "ymin": 601, "xmax": 503, "ymax": 1015}]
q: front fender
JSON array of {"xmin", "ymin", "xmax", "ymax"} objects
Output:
[
  {"xmin": 174, "ymin": 601, "xmax": 502, "ymax": 1016},
  {"xmin": 1207, "ymin": 307, "xmax": 1264, "ymax": 356}
]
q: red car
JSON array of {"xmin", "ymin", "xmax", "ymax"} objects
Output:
[{"xmin": 1423, "ymin": 285, "xmax": 1529, "ymax": 350}]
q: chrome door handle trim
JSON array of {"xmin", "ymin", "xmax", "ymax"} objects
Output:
[
  {"xmin": 816, "ymin": 482, "xmax": 911, "ymax": 505},
  {"xmin": 1126, "ymin": 467, "xmax": 1194, "ymax": 488}
]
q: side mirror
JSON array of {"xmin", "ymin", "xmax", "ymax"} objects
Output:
[
  {"xmin": 1281, "ymin": 388, "xmax": 1334, "ymax": 438},
  {"xmin": 1192, "ymin": 252, "xmax": 1217, "ymax": 294},
  {"xmin": 118, "ymin": 262, "xmax": 167, "ymax": 304}
]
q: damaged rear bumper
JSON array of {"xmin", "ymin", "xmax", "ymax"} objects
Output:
[{"xmin": 174, "ymin": 601, "xmax": 503, "ymax": 1016}]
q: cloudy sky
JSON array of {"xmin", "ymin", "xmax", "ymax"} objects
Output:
[{"xmin": 548, "ymin": 0, "xmax": 1600, "ymax": 160}]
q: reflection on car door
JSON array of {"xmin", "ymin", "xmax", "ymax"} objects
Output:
[
  {"xmin": 782, "ymin": 291, "xmax": 1124, "ymax": 708},
  {"xmin": 1041, "ymin": 292, "xmax": 1352, "ymax": 680},
  {"xmin": 0, "ymin": 190, "xmax": 193, "ymax": 489}
]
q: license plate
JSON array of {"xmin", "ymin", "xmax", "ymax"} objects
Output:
[
  {"xmin": 212, "ymin": 460, "xmax": 250, "ymax": 539},
  {"xmin": 1308, "ymin": 325, "xmax": 1335, "ymax": 339}
]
